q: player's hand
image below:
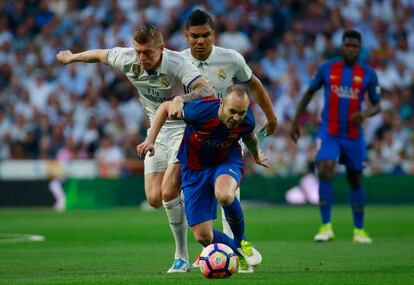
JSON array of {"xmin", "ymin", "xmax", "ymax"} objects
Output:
[
  {"xmin": 255, "ymin": 150, "xmax": 270, "ymax": 168},
  {"xmin": 351, "ymin": 112, "xmax": 365, "ymax": 124},
  {"xmin": 136, "ymin": 140, "xmax": 155, "ymax": 158},
  {"xmin": 289, "ymin": 123, "xmax": 300, "ymax": 144},
  {"xmin": 169, "ymin": 96, "xmax": 184, "ymax": 120},
  {"xmin": 258, "ymin": 116, "xmax": 278, "ymax": 136},
  {"xmin": 56, "ymin": 50, "xmax": 74, "ymax": 65}
]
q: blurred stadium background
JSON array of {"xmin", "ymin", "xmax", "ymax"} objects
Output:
[
  {"xmin": 1, "ymin": 0, "xmax": 413, "ymax": 208},
  {"xmin": 0, "ymin": 1, "xmax": 414, "ymax": 284}
]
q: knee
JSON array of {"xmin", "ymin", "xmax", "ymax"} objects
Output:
[
  {"xmin": 217, "ymin": 192, "xmax": 234, "ymax": 206},
  {"xmin": 146, "ymin": 193, "xmax": 162, "ymax": 208},
  {"xmin": 194, "ymin": 231, "xmax": 213, "ymax": 247},
  {"xmin": 318, "ymin": 169, "xmax": 334, "ymax": 181},
  {"xmin": 161, "ymin": 186, "xmax": 180, "ymax": 202}
]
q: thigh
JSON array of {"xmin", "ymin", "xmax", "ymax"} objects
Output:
[
  {"xmin": 161, "ymin": 162, "xmax": 181, "ymax": 201},
  {"xmin": 182, "ymin": 167, "xmax": 217, "ymax": 227},
  {"xmin": 161, "ymin": 127, "xmax": 185, "ymax": 166},
  {"xmin": 315, "ymin": 131, "xmax": 340, "ymax": 162},
  {"xmin": 144, "ymin": 141, "xmax": 168, "ymax": 175},
  {"xmin": 339, "ymin": 137, "xmax": 366, "ymax": 171},
  {"xmin": 144, "ymin": 172, "xmax": 164, "ymax": 208}
]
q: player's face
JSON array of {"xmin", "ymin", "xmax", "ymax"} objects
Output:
[
  {"xmin": 342, "ymin": 37, "xmax": 360, "ymax": 64},
  {"xmin": 133, "ymin": 40, "xmax": 163, "ymax": 71},
  {"xmin": 220, "ymin": 93, "xmax": 249, "ymax": 129},
  {"xmin": 185, "ymin": 25, "xmax": 215, "ymax": 61}
]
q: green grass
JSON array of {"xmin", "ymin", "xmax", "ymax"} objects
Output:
[{"xmin": 0, "ymin": 206, "xmax": 413, "ymax": 284}]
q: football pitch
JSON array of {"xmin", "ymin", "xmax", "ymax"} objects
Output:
[{"xmin": 1, "ymin": 206, "xmax": 413, "ymax": 284}]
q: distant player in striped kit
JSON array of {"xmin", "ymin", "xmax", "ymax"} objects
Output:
[{"xmin": 290, "ymin": 30, "xmax": 381, "ymax": 243}]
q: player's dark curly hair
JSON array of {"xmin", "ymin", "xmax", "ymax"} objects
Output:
[
  {"xmin": 186, "ymin": 9, "xmax": 215, "ymax": 30},
  {"xmin": 343, "ymin": 29, "xmax": 362, "ymax": 43}
]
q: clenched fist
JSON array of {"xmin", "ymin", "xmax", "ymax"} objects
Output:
[{"xmin": 56, "ymin": 50, "xmax": 74, "ymax": 65}]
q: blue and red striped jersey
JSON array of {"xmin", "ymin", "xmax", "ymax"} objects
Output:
[
  {"xmin": 177, "ymin": 98, "xmax": 255, "ymax": 170},
  {"xmin": 309, "ymin": 57, "xmax": 381, "ymax": 139}
]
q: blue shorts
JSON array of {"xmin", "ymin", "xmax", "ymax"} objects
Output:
[
  {"xmin": 315, "ymin": 130, "xmax": 366, "ymax": 171},
  {"xmin": 181, "ymin": 162, "xmax": 243, "ymax": 226}
]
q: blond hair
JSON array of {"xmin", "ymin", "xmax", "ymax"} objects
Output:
[{"xmin": 133, "ymin": 24, "xmax": 164, "ymax": 47}]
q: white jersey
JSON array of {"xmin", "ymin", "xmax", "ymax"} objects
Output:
[
  {"xmin": 107, "ymin": 47, "xmax": 201, "ymax": 128},
  {"xmin": 180, "ymin": 45, "xmax": 253, "ymax": 98}
]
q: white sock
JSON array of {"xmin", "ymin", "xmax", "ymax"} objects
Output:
[
  {"xmin": 221, "ymin": 187, "xmax": 241, "ymax": 238},
  {"xmin": 163, "ymin": 195, "xmax": 188, "ymax": 262}
]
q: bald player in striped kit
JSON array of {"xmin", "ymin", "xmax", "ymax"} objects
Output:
[{"xmin": 180, "ymin": 9, "xmax": 277, "ymax": 272}]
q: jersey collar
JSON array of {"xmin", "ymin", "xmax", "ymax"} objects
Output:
[{"xmin": 158, "ymin": 49, "xmax": 169, "ymax": 74}]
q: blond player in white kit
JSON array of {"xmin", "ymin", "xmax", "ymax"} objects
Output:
[
  {"xmin": 181, "ymin": 10, "xmax": 278, "ymax": 273},
  {"xmin": 56, "ymin": 24, "xmax": 214, "ymax": 273}
]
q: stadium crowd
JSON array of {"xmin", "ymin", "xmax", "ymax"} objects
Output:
[{"xmin": 0, "ymin": 0, "xmax": 413, "ymax": 176}]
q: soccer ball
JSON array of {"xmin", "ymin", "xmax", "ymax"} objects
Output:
[{"xmin": 199, "ymin": 243, "xmax": 238, "ymax": 278}]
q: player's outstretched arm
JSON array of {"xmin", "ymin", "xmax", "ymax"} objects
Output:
[
  {"xmin": 56, "ymin": 49, "xmax": 110, "ymax": 65},
  {"xmin": 248, "ymin": 75, "xmax": 278, "ymax": 136},
  {"xmin": 242, "ymin": 132, "xmax": 270, "ymax": 168},
  {"xmin": 289, "ymin": 89, "xmax": 315, "ymax": 143},
  {"xmin": 136, "ymin": 102, "xmax": 172, "ymax": 158},
  {"xmin": 169, "ymin": 77, "xmax": 215, "ymax": 120}
]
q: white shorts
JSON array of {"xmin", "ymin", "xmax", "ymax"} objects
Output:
[{"xmin": 144, "ymin": 126, "xmax": 185, "ymax": 175}]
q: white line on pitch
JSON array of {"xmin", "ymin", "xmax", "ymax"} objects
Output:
[{"xmin": 0, "ymin": 233, "xmax": 46, "ymax": 243}]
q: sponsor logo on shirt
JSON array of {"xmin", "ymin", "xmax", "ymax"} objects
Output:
[
  {"xmin": 141, "ymin": 92, "xmax": 174, "ymax": 103},
  {"xmin": 330, "ymin": 85, "xmax": 360, "ymax": 99},
  {"xmin": 194, "ymin": 131, "xmax": 238, "ymax": 149}
]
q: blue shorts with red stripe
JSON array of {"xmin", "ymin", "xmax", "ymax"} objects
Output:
[
  {"xmin": 315, "ymin": 128, "xmax": 366, "ymax": 171},
  {"xmin": 181, "ymin": 162, "xmax": 243, "ymax": 226}
]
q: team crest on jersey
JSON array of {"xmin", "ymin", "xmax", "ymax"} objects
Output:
[
  {"xmin": 132, "ymin": 64, "xmax": 141, "ymax": 76},
  {"xmin": 353, "ymin": 76, "xmax": 362, "ymax": 83},
  {"xmin": 159, "ymin": 75, "xmax": 170, "ymax": 87},
  {"xmin": 218, "ymin": 69, "xmax": 226, "ymax": 81}
]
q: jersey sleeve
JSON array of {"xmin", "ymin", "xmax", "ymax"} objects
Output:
[
  {"xmin": 243, "ymin": 108, "xmax": 256, "ymax": 134},
  {"xmin": 174, "ymin": 56, "xmax": 202, "ymax": 88},
  {"xmin": 107, "ymin": 47, "xmax": 135, "ymax": 73},
  {"xmin": 308, "ymin": 63, "xmax": 325, "ymax": 92},
  {"xmin": 366, "ymin": 67, "xmax": 381, "ymax": 104},
  {"xmin": 182, "ymin": 100, "xmax": 208, "ymax": 125},
  {"xmin": 233, "ymin": 51, "xmax": 253, "ymax": 83}
]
